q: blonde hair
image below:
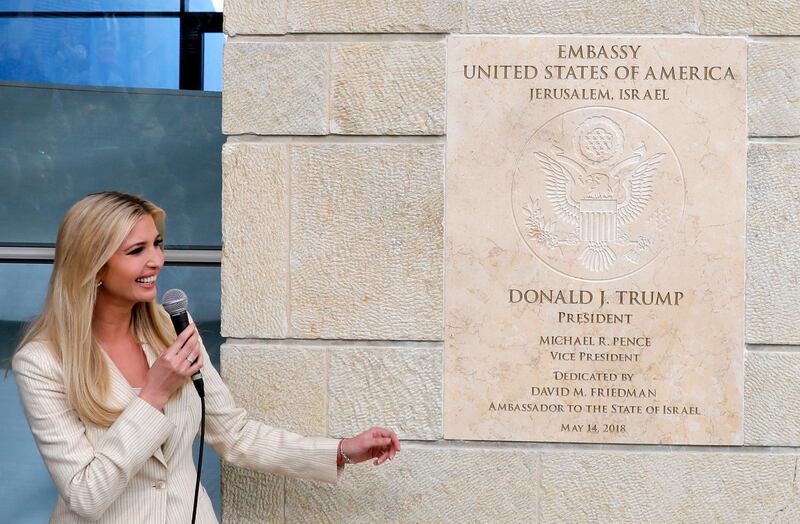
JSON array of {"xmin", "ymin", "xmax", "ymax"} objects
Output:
[{"xmin": 16, "ymin": 192, "xmax": 177, "ymax": 427}]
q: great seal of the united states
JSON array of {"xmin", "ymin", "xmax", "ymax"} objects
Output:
[{"xmin": 511, "ymin": 106, "xmax": 685, "ymax": 281}]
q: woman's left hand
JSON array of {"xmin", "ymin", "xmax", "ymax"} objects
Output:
[{"xmin": 340, "ymin": 427, "xmax": 401, "ymax": 466}]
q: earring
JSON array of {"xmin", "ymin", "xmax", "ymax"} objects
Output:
[{"xmin": 97, "ymin": 281, "xmax": 102, "ymax": 287}]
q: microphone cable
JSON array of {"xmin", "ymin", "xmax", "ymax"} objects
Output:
[{"xmin": 191, "ymin": 396, "xmax": 205, "ymax": 524}]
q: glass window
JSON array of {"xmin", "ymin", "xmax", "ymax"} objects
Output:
[
  {"xmin": 0, "ymin": 83, "xmax": 223, "ymax": 247},
  {"xmin": 1, "ymin": 367, "xmax": 57, "ymax": 524},
  {"xmin": 0, "ymin": 264, "xmax": 51, "ymax": 363},
  {"xmin": 0, "ymin": 264, "xmax": 53, "ymax": 523},
  {"xmin": 0, "ymin": 1, "xmax": 180, "ymax": 12},
  {"xmin": 1, "ymin": 263, "xmax": 222, "ymax": 522},
  {"xmin": 187, "ymin": 0, "xmax": 224, "ymax": 12},
  {"xmin": 0, "ymin": 17, "xmax": 179, "ymax": 89},
  {"xmin": 202, "ymin": 33, "xmax": 225, "ymax": 92}
]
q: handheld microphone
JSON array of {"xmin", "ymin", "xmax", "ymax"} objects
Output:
[
  {"xmin": 162, "ymin": 288, "xmax": 206, "ymax": 524},
  {"xmin": 162, "ymin": 288, "xmax": 205, "ymax": 398}
]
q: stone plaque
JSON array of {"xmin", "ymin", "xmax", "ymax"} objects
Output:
[{"xmin": 444, "ymin": 36, "xmax": 746, "ymax": 444}]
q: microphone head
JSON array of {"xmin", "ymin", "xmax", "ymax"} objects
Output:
[{"xmin": 162, "ymin": 288, "xmax": 188, "ymax": 315}]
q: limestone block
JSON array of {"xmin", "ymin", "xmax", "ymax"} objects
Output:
[
  {"xmin": 221, "ymin": 463, "xmax": 283, "ymax": 524},
  {"xmin": 749, "ymin": 41, "xmax": 800, "ymax": 137},
  {"xmin": 288, "ymin": 0, "xmax": 462, "ymax": 33},
  {"xmin": 331, "ymin": 43, "xmax": 445, "ymax": 135},
  {"xmin": 328, "ymin": 346, "xmax": 442, "ymax": 440},
  {"xmin": 746, "ymin": 143, "xmax": 800, "ymax": 344},
  {"xmin": 541, "ymin": 451, "xmax": 800, "ymax": 523},
  {"xmin": 221, "ymin": 143, "xmax": 289, "ymax": 338},
  {"xmin": 222, "ymin": 42, "xmax": 327, "ymax": 135},
  {"xmin": 699, "ymin": 0, "xmax": 800, "ymax": 34},
  {"xmin": 745, "ymin": 351, "xmax": 800, "ymax": 445},
  {"xmin": 289, "ymin": 144, "xmax": 444, "ymax": 340},
  {"xmin": 224, "ymin": 0, "xmax": 285, "ymax": 36},
  {"xmin": 285, "ymin": 446, "xmax": 538, "ymax": 522},
  {"xmin": 466, "ymin": 0, "xmax": 695, "ymax": 33},
  {"xmin": 221, "ymin": 343, "xmax": 327, "ymax": 435}
]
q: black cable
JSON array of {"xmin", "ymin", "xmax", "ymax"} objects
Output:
[{"xmin": 191, "ymin": 396, "xmax": 205, "ymax": 524}]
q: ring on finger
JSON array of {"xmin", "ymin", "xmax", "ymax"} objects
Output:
[{"xmin": 187, "ymin": 355, "xmax": 196, "ymax": 364}]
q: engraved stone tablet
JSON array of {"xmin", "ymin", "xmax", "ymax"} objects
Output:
[{"xmin": 444, "ymin": 36, "xmax": 746, "ymax": 444}]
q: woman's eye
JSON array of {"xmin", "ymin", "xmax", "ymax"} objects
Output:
[{"xmin": 127, "ymin": 239, "xmax": 162, "ymax": 255}]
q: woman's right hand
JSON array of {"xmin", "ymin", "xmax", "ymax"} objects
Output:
[{"xmin": 139, "ymin": 324, "xmax": 204, "ymax": 410}]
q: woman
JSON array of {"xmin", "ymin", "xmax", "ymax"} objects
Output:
[{"xmin": 13, "ymin": 191, "xmax": 400, "ymax": 523}]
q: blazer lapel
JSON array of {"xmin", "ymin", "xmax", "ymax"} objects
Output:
[
  {"xmin": 143, "ymin": 342, "xmax": 203, "ymax": 465},
  {"xmin": 104, "ymin": 344, "xmax": 169, "ymax": 468}
]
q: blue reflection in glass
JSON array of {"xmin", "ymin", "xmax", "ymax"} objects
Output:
[
  {"xmin": 0, "ymin": 83, "xmax": 223, "ymax": 247},
  {"xmin": 1, "ymin": 263, "xmax": 222, "ymax": 522},
  {"xmin": 0, "ymin": 17, "xmax": 179, "ymax": 89},
  {"xmin": 187, "ymin": 0, "xmax": 224, "ymax": 12},
  {"xmin": 203, "ymin": 33, "xmax": 225, "ymax": 92},
  {"xmin": 0, "ymin": 0, "xmax": 180, "ymax": 12},
  {"xmin": 0, "ymin": 264, "xmax": 50, "ymax": 324}
]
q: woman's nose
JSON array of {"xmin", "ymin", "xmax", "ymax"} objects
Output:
[{"xmin": 148, "ymin": 248, "xmax": 164, "ymax": 268}]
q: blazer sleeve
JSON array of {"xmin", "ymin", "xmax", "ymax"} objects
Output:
[
  {"xmin": 197, "ymin": 340, "xmax": 340, "ymax": 484},
  {"xmin": 12, "ymin": 341, "xmax": 175, "ymax": 520}
]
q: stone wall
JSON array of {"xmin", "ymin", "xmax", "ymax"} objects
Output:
[{"xmin": 219, "ymin": 2, "xmax": 800, "ymax": 522}]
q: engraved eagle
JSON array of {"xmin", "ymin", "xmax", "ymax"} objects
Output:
[{"xmin": 533, "ymin": 144, "xmax": 664, "ymax": 272}]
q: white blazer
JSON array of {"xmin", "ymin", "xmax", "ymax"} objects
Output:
[{"xmin": 13, "ymin": 337, "xmax": 339, "ymax": 523}]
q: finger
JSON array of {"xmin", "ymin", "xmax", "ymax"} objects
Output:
[
  {"xmin": 375, "ymin": 429, "xmax": 396, "ymax": 445},
  {"xmin": 190, "ymin": 349, "xmax": 203, "ymax": 366},
  {"xmin": 368, "ymin": 436, "xmax": 392, "ymax": 449},
  {"xmin": 369, "ymin": 429, "xmax": 398, "ymax": 460},
  {"xmin": 187, "ymin": 354, "xmax": 204, "ymax": 375},
  {"xmin": 374, "ymin": 447, "xmax": 390, "ymax": 465},
  {"xmin": 371, "ymin": 427, "xmax": 392, "ymax": 438},
  {"xmin": 180, "ymin": 348, "xmax": 203, "ymax": 372},
  {"xmin": 167, "ymin": 328, "xmax": 196, "ymax": 359},
  {"xmin": 175, "ymin": 323, "xmax": 196, "ymax": 348},
  {"xmin": 374, "ymin": 428, "xmax": 399, "ymax": 447},
  {"xmin": 175, "ymin": 329, "xmax": 198, "ymax": 359},
  {"xmin": 375, "ymin": 449, "xmax": 391, "ymax": 465}
]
